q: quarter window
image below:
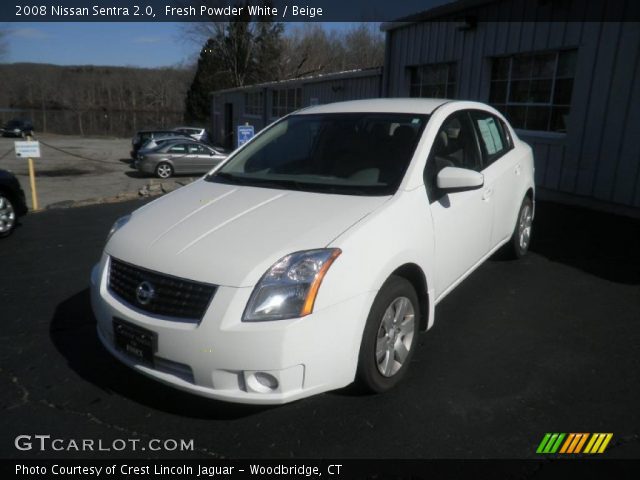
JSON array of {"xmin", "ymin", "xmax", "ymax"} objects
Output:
[
  {"xmin": 489, "ymin": 50, "xmax": 577, "ymax": 132},
  {"xmin": 271, "ymin": 88, "xmax": 302, "ymax": 118},
  {"xmin": 409, "ymin": 63, "xmax": 457, "ymax": 99}
]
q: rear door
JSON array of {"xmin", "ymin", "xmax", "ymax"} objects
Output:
[{"xmin": 468, "ymin": 110, "xmax": 520, "ymax": 247}]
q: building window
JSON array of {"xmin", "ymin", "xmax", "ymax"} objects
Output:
[
  {"xmin": 271, "ymin": 88, "xmax": 302, "ymax": 118},
  {"xmin": 244, "ymin": 91, "xmax": 263, "ymax": 116},
  {"xmin": 489, "ymin": 50, "xmax": 577, "ymax": 133},
  {"xmin": 409, "ymin": 63, "xmax": 457, "ymax": 99}
]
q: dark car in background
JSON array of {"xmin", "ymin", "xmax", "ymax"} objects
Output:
[
  {"xmin": 1, "ymin": 119, "xmax": 34, "ymax": 138},
  {"xmin": 0, "ymin": 169, "xmax": 28, "ymax": 237},
  {"xmin": 130, "ymin": 130, "xmax": 191, "ymax": 158}
]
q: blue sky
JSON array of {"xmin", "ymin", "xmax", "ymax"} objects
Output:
[{"xmin": 4, "ymin": 22, "xmax": 366, "ymax": 68}]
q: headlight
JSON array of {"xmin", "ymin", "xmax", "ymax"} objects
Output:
[
  {"xmin": 243, "ymin": 249, "xmax": 341, "ymax": 322},
  {"xmin": 106, "ymin": 214, "xmax": 131, "ymax": 243}
]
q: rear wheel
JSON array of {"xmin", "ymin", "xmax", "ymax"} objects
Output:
[
  {"xmin": 155, "ymin": 162, "xmax": 173, "ymax": 179},
  {"xmin": 356, "ymin": 276, "xmax": 419, "ymax": 393},
  {"xmin": 508, "ymin": 196, "xmax": 533, "ymax": 258},
  {"xmin": 0, "ymin": 194, "xmax": 17, "ymax": 238}
]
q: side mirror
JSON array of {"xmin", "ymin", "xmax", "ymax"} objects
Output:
[{"xmin": 437, "ymin": 166, "xmax": 484, "ymax": 192}]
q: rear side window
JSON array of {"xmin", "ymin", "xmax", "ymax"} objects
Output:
[
  {"xmin": 168, "ymin": 144, "xmax": 187, "ymax": 153},
  {"xmin": 469, "ymin": 111, "xmax": 512, "ymax": 167}
]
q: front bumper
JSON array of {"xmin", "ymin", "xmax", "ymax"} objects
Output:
[{"xmin": 90, "ymin": 256, "xmax": 374, "ymax": 404}]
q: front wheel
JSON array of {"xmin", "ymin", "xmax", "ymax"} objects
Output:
[
  {"xmin": 356, "ymin": 276, "xmax": 419, "ymax": 393},
  {"xmin": 155, "ymin": 162, "xmax": 173, "ymax": 179},
  {"xmin": 508, "ymin": 196, "xmax": 533, "ymax": 258}
]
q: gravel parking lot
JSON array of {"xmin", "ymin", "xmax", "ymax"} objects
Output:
[
  {"xmin": 1, "ymin": 197, "xmax": 639, "ymax": 459},
  {"xmin": 0, "ymin": 134, "xmax": 194, "ymax": 209}
]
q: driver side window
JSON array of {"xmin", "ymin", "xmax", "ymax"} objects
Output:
[{"xmin": 424, "ymin": 111, "xmax": 481, "ymax": 202}]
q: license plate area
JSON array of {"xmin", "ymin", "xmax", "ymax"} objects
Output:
[{"xmin": 113, "ymin": 318, "xmax": 157, "ymax": 365}]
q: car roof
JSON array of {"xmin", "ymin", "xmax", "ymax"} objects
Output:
[
  {"xmin": 137, "ymin": 129, "xmax": 181, "ymax": 134},
  {"xmin": 297, "ymin": 98, "xmax": 453, "ymax": 115},
  {"xmin": 161, "ymin": 139, "xmax": 206, "ymax": 146},
  {"xmin": 152, "ymin": 134, "xmax": 188, "ymax": 139}
]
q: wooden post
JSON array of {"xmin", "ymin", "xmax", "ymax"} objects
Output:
[{"xmin": 26, "ymin": 135, "xmax": 39, "ymax": 211}]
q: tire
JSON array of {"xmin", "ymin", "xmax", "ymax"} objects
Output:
[
  {"xmin": 155, "ymin": 162, "xmax": 173, "ymax": 179},
  {"xmin": 356, "ymin": 275, "xmax": 420, "ymax": 393},
  {"xmin": 0, "ymin": 193, "xmax": 17, "ymax": 238},
  {"xmin": 507, "ymin": 196, "xmax": 533, "ymax": 259}
]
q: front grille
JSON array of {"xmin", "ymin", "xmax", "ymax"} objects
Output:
[{"xmin": 108, "ymin": 257, "xmax": 216, "ymax": 321}]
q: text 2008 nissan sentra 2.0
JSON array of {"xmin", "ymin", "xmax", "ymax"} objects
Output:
[{"xmin": 90, "ymin": 99, "xmax": 535, "ymax": 404}]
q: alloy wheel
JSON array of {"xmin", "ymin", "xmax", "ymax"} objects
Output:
[
  {"xmin": 156, "ymin": 164, "xmax": 172, "ymax": 179},
  {"xmin": 518, "ymin": 203, "xmax": 533, "ymax": 250},
  {"xmin": 375, "ymin": 296, "xmax": 415, "ymax": 377},
  {"xmin": 0, "ymin": 195, "xmax": 16, "ymax": 234}
]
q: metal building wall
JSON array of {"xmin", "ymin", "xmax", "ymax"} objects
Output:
[
  {"xmin": 384, "ymin": 0, "xmax": 640, "ymax": 210},
  {"xmin": 211, "ymin": 69, "xmax": 382, "ymax": 147},
  {"xmin": 302, "ymin": 72, "xmax": 382, "ymax": 106}
]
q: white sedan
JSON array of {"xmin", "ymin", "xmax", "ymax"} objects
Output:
[{"xmin": 90, "ymin": 99, "xmax": 534, "ymax": 404}]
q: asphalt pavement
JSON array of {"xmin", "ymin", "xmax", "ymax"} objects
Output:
[{"xmin": 1, "ymin": 199, "xmax": 639, "ymax": 459}]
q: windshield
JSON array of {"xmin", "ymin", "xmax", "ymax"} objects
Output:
[{"xmin": 207, "ymin": 112, "xmax": 428, "ymax": 196}]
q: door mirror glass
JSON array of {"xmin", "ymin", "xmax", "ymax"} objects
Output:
[{"xmin": 436, "ymin": 166, "xmax": 484, "ymax": 191}]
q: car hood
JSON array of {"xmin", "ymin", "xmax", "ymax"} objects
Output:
[{"xmin": 106, "ymin": 179, "xmax": 389, "ymax": 287}]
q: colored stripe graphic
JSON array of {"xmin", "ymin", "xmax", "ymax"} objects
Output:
[
  {"xmin": 584, "ymin": 433, "xmax": 614, "ymax": 454},
  {"xmin": 536, "ymin": 433, "xmax": 565, "ymax": 454},
  {"xmin": 574, "ymin": 433, "xmax": 589, "ymax": 453},
  {"xmin": 536, "ymin": 433, "xmax": 552, "ymax": 454},
  {"xmin": 559, "ymin": 433, "xmax": 575, "ymax": 453},
  {"xmin": 598, "ymin": 433, "xmax": 613, "ymax": 453},
  {"xmin": 538, "ymin": 433, "xmax": 613, "ymax": 454}
]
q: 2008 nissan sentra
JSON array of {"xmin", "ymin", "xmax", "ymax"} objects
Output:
[{"xmin": 90, "ymin": 99, "xmax": 535, "ymax": 404}]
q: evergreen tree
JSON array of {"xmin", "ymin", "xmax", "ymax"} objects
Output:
[{"xmin": 184, "ymin": 3, "xmax": 284, "ymax": 124}]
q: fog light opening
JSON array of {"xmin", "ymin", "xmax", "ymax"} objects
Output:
[{"xmin": 247, "ymin": 372, "xmax": 279, "ymax": 393}]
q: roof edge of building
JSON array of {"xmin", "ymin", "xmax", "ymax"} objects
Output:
[
  {"xmin": 210, "ymin": 67, "xmax": 383, "ymax": 96},
  {"xmin": 380, "ymin": 0, "xmax": 497, "ymax": 31}
]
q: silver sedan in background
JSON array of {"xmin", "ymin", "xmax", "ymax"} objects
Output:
[{"xmin": 134, "ymin": 140, "xmax": 228, "ymax": 178}]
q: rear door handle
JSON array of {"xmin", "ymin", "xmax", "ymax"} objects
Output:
[
  {"xmin": 515, "ymin": 164, "xmax": 522, "ymax": 176},
  {"xmin": 482, "ymin": 188, "xmax": 493, "ymax": 201}
]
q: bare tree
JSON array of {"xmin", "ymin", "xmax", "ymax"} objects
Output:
[{"xmin": 277, "ymin": 23, "xmax": 384, "ymax": 79}]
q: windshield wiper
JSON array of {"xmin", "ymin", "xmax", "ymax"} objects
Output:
[
  {"xmin": 210, "ymin": 172, "xmax": 304, "ymax": 191},
  {"xmin": 209, "ymin": 173, "xmax": 381, "ymax": 195}
]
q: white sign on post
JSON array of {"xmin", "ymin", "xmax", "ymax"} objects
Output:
[{"xmin": 15, "ymin": 141, "xmax": 41, "ymax": 158}]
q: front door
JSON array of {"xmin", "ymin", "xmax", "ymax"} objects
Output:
[{"xmin": 424, "ymin": 111, "xmax": 495, "ymax": 299}]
